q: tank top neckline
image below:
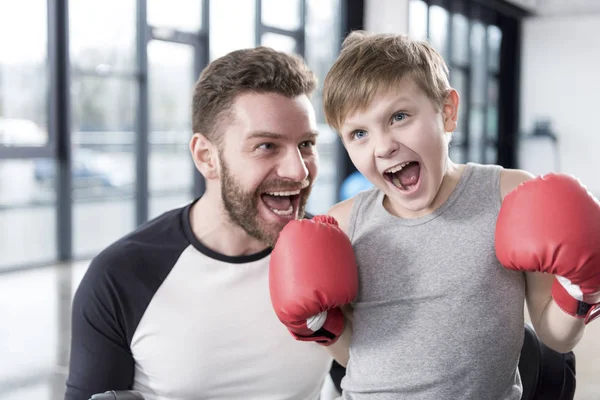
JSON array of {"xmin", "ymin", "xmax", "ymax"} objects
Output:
[{"xmin": 374, "ymin": 162, "xmax": 476, "ymax": 227}]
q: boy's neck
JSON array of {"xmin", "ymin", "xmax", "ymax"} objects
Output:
[{"xmin": 428, "ymin": 160, "xmax": 465, "ymax": 212}]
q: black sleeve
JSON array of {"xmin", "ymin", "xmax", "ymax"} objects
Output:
[
  {"xmin": 329, "ymin": 360, "xmax": 346, "ymax": 394},
  {"xmin": 64, "ymin": 254, "xmax": 134, "ymax": 400}
]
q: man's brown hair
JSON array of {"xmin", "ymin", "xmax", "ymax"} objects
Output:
[
  {"xmin": 192, "ymin": 46, "xmax": 317, "ymax": 144},
  {"xmin": 323, "ymin": 31, "xmax": 451, "ymax": 132}
]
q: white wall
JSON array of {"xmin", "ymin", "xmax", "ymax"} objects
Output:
[
  {"xmin": 364, "ymin": 0, "xmax": 409, "ymax": 34},
  {"xmin": 519, "ymin": 14, "xmax": 600, "ymax": 195}
]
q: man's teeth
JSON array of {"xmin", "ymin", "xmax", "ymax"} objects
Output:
[
  {"xmin": 385, "ymin": 161, "xmax": 411, "ymax": 174},
  {"xmin": 270, "ymin": 205, "xmax": 294, "ymax": 216},
  {"xmin": 265, "ymin": 190, "xmax": 301, "ymax": 196}
]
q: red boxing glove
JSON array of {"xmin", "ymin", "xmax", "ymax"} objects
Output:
[
  {"xmin": 269, "ymin": 215, "xmax": 358, "ymax": 345},
  {"xmin": 495, "ymin": 173, "xmax": 600, "ymax": 324}
]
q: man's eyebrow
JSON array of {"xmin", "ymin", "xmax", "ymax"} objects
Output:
[{"xmin": 245, "ymin": 130, "xmax": 319, "ymax": 140}]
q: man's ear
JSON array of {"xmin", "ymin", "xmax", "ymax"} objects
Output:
[
  {"xmin": 189, "ymin": 133, "xmax": 219, "ymax": 180},
  {"xmin": 442, "ymin": 89, "xmax": 459, "ymax": 133}
]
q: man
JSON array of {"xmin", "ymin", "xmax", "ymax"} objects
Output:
[{"xmin": 65, "ymin": 46, "xmax": 335, "ymax": 400}]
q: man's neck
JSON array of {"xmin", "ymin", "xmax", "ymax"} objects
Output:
[{"xmin": 189, "ymin": 192, "xmax": 269, "ymax": 257}]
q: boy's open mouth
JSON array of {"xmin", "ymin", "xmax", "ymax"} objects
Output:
[{"xmin": 383, "ymin": 161, "xmax": 421, "ymax": 193}]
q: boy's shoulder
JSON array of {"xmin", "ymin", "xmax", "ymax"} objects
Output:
[
  {"xmin": 327, "ymin": 196, "xmax": 359, "ymax": 236},
  {"xmin": 499, "ymin": 168, "xmax": 535, "ymax": 201},
  {"xmin": 326, "ymin": 186, "xmax": 380, "ymax": 235}
]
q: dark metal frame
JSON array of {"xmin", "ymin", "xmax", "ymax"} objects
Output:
[
  {"xmin": 0, "ymin": 0, "xmax": 209, "ymax": 270},
  {"xmin": 407, "ymin": 0, "xmax": 530, "ymax": 168},
  {"xmin": 50, "ymin": 0, "xmax": 73, "ymax": 260},
  {"xmin": 1, "ymin": 0, "xmax": 347, "ymax": 271},
  {"xmin": 0, "ymin": 0, "xmax": 56, "ymax": 159},
  {"xmin": 145, "ymin": 1, "xmax": 210, "ymax": 206},
  {"xmin": 256, "ymin": 0, "xmax": 306, "ymax": 54}
]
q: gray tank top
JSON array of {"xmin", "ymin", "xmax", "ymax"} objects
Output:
[{"xmin": 342, "ymin": 163, "xmax": 526, "ymax": 400}]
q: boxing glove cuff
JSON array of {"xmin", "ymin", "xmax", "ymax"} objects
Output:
[
  {"xmin": 552, "ymin": 279, "xmax": 600, "ymax": 324},
  {"xmin": 289, "ymin": 308, "xmax": 345, "ymax": 346}
]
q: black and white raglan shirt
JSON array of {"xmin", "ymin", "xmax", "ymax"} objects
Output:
[{"xmin": 65, "ymin": 199, "xmax": 334, "ymax": 400}]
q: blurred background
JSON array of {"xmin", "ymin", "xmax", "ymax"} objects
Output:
[{"xmin": 0, "ymin": 0, "xmax": 598, "ymax": 399}]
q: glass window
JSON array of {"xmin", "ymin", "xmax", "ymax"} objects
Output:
[
  {"xmin": 449, "ymin": 144, "xmax": 466, "ymax": 164},
  {"xmin": 429, "ymin": 5, "xmax": 449, "ymax": 59},
  {"xmin": 148, "ymin": 41, "xmax": 196, "ymax": 219},
  {"xmin": 0, "ymin": 0, "xmax": 49, "ymax": 148},
  {"xmin": 69, "ymin": 0, "xmax": 137, "ymax": 73},
  {"xmin": 261, "ymin": 0, "xmax": 302, "ymax": 31},
  {"xmin": 148, "ymin": 0, "xmax": 203, "ymax": 33},
  {"xmin": 470, "ymin": 21, "xmax": 486, "ymax": 106},
  {"xmin": 305, "ymin": 0, "xmax": 341, "ymax": 213},
  {"xmin": 468, "ymin": 105, "xmax": 484, "ymax": 163},
  {"xmin": 261, "ymin": 33, "xmax": 297, "ymax": 54},
  {"xmin": 408, "ymin": 0, "xmax": 428, "ymax": 41},
  {"xmin": 486, "ymin": 145, "xmax": 497, "ymax": 165},
  {"xmin": 487, "ymin": 25, "xmax": 502, "ymax": 73},
  {"xmin": 451, "ymin": 13, "xmax": 469, "ymax": 66},
  {"xmin": 0, "ymin": 159, "xmax": 56, "ymax": 270},
  {"xmin": 209, "ymin": 0, "xmax": 256, "ymax": 61},
  {"xmin": 487, "ymin": 77, "xmax": 499, "ymax": 142},
  {"xmin": 71, "ymin": 76, "xmax": 137, "ymax": 258},
  {"xmin": 450, "ymin": 69, "xmax": 467, "ymax": 144},
  {"xmin": 305, "ymin": 0, "xmax": 340, "ymax": 124}
]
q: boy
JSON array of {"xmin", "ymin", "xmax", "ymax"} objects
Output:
[{"xmin": 269, "ymin": 31, "xmax": 600, "ymax": 399}]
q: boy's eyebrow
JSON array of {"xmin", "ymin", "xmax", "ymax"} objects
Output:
[{"xmin": 342, "ymin": 96, "xmax": 415, "ymax": 131}]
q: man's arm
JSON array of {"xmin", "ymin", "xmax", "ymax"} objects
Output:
[
  {"xmin": 500, "ymin": 169, "xmax": 586, "ymax": 353},
  {"xmin": 65, "ymin": 258, "xmax": 134, "ymax": 400},
  {"xmin": 324, "ymin": 197, "xmax": 357, "ymax": 367}
]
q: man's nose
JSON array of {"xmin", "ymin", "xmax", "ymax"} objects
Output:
[
  {"xmin": 373, "ymin": 131, "xmax": 399, "ymax": 159},
  {"xmin": 277, "ymin": 148, "xmax": 309, "ymax": 182}
]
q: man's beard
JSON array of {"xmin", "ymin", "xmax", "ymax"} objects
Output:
[{"xmin": 220, "ymin": 158, "xmax": 312, "ymax": 247}]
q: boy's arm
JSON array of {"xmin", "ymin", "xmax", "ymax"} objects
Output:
[
  {"xmin": 498, "ymin": 169, "xmax": 588, "ymax": 353},
  {"xmin": 324, "ymin": 198, "xmax": 357, "ymax": 367}
]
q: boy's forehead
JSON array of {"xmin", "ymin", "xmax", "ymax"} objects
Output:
[{"xmin": 341, "ymin": 80, "xmax": 423, "ymax": 125}]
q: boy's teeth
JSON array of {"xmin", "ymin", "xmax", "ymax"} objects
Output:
[
  {"xmin": 270, "ymin": 205, "xmax": 294, "ymax": 216},
  {"xmin": 385, "ymin": 162, "xmax": 411, "ymax": 174},
  {"xmin": 266, "ymin": 190, "xmax": 301, "ymax": 196},
  {"xmin": 392, "ymin": 175, "xmax": 402, "ymax": 188}
]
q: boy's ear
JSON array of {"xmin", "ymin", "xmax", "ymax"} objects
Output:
[
  {"xmin": 442, "ymin": 89, "xmax": 459, "ymax": 133},
  {"xmin": 189, "ymin": 132, "xmax": 219, "ymax": 180}
]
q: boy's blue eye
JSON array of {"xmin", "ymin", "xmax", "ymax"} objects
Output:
[
  {"xmin": 352, "ymin": 130, "xmax": 368, "ymax": 140},
  {"xmin": 393, "ymin": 112, "xmax": 407, "ymax": 122}
]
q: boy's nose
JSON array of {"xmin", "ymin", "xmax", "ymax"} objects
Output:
[{"xmin": 374, "ymin": 133, "xmax": 399, "ymax": 159}]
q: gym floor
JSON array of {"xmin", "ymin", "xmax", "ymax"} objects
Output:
[{"xmin": 1, "ymin": 261, "xmax": 598, "ymax": 400}]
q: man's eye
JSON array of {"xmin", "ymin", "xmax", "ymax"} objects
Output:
[
  {"xmin": 258, "ymin": 143, "xmax": 275, "ymax": 150},
  {"xmin": 351, "ymin": 130, "xmax": 368, "ymax": 140},
  {"xmin": 392, "ymin": 112, "xmax": 407, "ymax": 122},
  {"xmin": 300, "ymin": 141, "xmax": 315, "ymax": 148}
]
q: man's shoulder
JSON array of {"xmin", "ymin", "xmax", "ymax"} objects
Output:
[{"xmin": 83, "ymin": 203, "xmax": 192, "ymax": 286}]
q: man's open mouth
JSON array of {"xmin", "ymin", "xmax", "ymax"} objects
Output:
[
  {"xmin": 383, "ymin": 161, "xmax": 421, "ymax": 193},
  {"xmin": 260, "ymin": 189, "xmax": 302, "ymax": 217}
]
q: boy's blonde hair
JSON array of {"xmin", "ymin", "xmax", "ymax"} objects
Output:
[{"xmin": 323, "ymin": 31, "xmax": 452, "ymax": 132}]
